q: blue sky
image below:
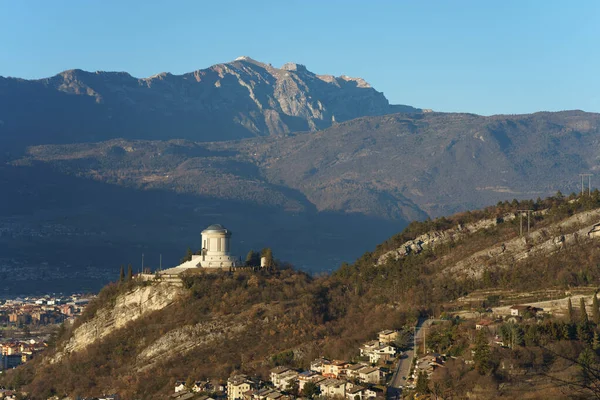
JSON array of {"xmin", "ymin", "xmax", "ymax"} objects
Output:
[{"xmin": 1, "ymin": 0, "xmax": 598, "ymax": 115}]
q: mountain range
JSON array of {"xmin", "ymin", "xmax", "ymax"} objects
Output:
[
  {"xmin": 0, "ymin": 56, "xmax": 419, "ymax": 151},
  {"xmin": 1, "ymin": 57, "xmax": 599, "ymax": 294}
]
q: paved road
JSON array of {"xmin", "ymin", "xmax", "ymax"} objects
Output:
[{"xmin": 387, "ymin": 318, "xmax": 434, "ymax": 400}]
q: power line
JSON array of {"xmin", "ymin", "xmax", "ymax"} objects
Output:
[
  {"xmin": 580, "ymin": 174, "xmax": 593, "ymax": 196},
  {"xmin": 517, "ymin": 209, "xmax": 533, "ymax": 236}
]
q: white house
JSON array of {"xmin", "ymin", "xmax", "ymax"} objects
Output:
[
  {"xmin": 227, "ymin": 375, "xmax": 252, "ymax": 400},
  {"xmin": 319, "ymin": 379, "xmax": 347, "ymax": 398},
  {"xmin": 358, "ymin": 367, "xmax": 382, "ymax": 384},
  {"xmin": 270, "ymin": 367, "xmax": 298, "ymax": 391}
]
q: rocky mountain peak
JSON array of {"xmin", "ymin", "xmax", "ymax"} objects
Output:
[
  {"xmin": 0, "ymin": 57, "xmax": 421, "ymax": 146},
  {"xmin": 281, "ymin": 62, "xmax": 308, "ymax": 72}
]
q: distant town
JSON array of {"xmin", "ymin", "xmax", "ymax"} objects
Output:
[{"xmin": 0, "ymin": 293, "xmax": 93, "ymax": 371}]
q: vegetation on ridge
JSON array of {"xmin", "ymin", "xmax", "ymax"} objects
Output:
[{"xmin": 4, "ymin": 192, "xmax": 600, "ymax": 398}]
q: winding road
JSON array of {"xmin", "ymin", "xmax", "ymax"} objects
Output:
[{"xmin": 387, "ymin": 318, "xmax": 434, "ymax": 400}]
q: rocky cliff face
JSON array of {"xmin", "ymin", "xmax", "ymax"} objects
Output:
[
  {"xmin": 0, "ymin": 57, "xmax": 419, "ymax": 148},
  {"xmin": 377, "ymin": 205, "xmax": 600, "ymax": 280},
  {"xmin": 376, "ymin": 213, "xmax": 517, "ymax": 265},
  {"xmin": 52, "ymin": 282, "xmax": 184, "ymax": 363},
  {"xmin": 446, "ymin": 208, "xmax": 600, "ymax": 279}
]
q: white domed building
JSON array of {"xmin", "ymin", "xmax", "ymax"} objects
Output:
[
  {"xmin": 159, "ymin": 224, "xmax": 241, "ymax": 275},
  {"xmin": 199, "ymin": 224, "xmax": 240, "ymax": 268}
]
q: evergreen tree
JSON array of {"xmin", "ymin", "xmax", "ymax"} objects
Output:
[
  {"xmin": 181, "ymin": 247, "xmax": 193, "ymax": 263},
  {"xmin": 524, "ymin": 325, "xmax": 538, "ymax": 347},
  {"xmin": 568, "ymin": 298, "xmax": 574, "ymax": 323},
  {"xmin": 578, "ymin": 323, "xmax": 592, "ymax": 344},
  {"xmin": 119, "ymin": 265, "xmax": 125, "ymax": 283},
  {"xmin": 127, "ymin": 264, "xmax": 133, "ymax": 281},
  {"xmin": 185, "ymin": 376, "xmax": 194, "ymax": 390},
  {"xmin": 302, "ymin": 382, "xmax": 319, "ymax": 399},
  {"xmin": 593, "ymin": 332, "xmax": 600, "ymax": 352},
  {"xmin": 511, "ymin": 324, "xmax": 524, "ymax": 348},
  {"xmin": 592, "ymin": 294, "xmax": 600, "ymax": 325},
  {"xmin": 581, "ymin": 297, "xmax": 590, "ymax": 325},
  {"xmin": 261, "ymin": 248, "xmax": 274, "ymax": 268},
  {"xmin": 499, "ymin": 324, "xmax": 511, "ymax": 347},
  {"xmin": 245, "ymin": 250, "xmax": 259, "ymax": 266},
  {"xmin": 577, "ymin": 347, "xmax": 598, "ymax": 386},
  {"xmin": 563, "ymin": 323, "xmax": 574, "ymax": 340},
  {"xmin": 474, "ymin": 329, "xmax": 492, "ymax": 374},
  {"xmin": 415, "ymin": 370, "xmax": 430, "ymax": 394}
]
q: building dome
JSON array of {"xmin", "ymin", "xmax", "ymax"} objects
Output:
[{"xmin": 202, "ymin": 224, "xmax": 228, "ymax": 234}]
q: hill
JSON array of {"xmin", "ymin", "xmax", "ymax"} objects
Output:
[
  {"xmin": 6, "ymin": 192, "xmax": 600, "ymax": 399},
  {"xmin": 3, "ymin": 110, "xmax": 600, "ymax": 294},
  {"xmin": 0, "ymin": 56, "xmax": 419, "ymax": 151}
]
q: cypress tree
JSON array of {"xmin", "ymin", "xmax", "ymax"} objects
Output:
[
  {"xmin": 245, "ymin": 250, "xmax": 258, "ymax": 266},
  {"xmin": 511, "ymin": 324, "xmax": 524, "ymax": 348},
  {"xmin": 593, "ymin": 332, "xmax": 600, "ymax": 352},
  {"xmin": 474, "ymin": 329, "xmax": 492, "ymax": 374},
  {"xmin": 568, "ymin": 298, "xmax": 574, "ymax": 323},
  {"xmin": 119, "ymin": 265, "xmax": 125, "ymax": 282},
  {"xmin": 261, "ymin": 248, "xmax": 274, "ymax": 268},
  {"xmin": 592, "ymin": 294, "xmax": 600, "ymax": 325},
  {"xmin": 581, "ymin": 297, "xmax": 589, "ymax": 325},
  {"xmin": 127, "ymin": 264, "xmax": 133, "ymax": 281},
  {"xmin": 181, "ymin": 247, "xmax": 193, "ymax": 263}
]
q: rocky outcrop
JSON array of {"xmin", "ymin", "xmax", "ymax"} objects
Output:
[
  {"xmin": 136, "ymin": 317, "xmax": 248, "ymax": 372},
  {"xmin": 52, "ymin": 282, "xmax": 183, "ymax": 363},
  {"xmin": 445, "ymin": 208, "xmax": 600, "ymax": 279},
  {"xmin": 376, "ymin": 213, "xmax": 516, "ymax": 265}
]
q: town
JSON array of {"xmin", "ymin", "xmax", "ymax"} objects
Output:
[
  {"xmin": 166, "ymin": 328, "xmax": 446, "ymax": 400},
  {"xmin": 0, "ymin": 294, "xmax": 93, "ymax": 372}
]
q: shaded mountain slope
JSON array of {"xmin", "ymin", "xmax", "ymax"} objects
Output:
[
  {"xmin": 221, "ymin": 110, "xmax": 600, "ymax": 217},
  {"xmin": 5, "ymin": 110, "xmax": 600, "ymax": 294}
]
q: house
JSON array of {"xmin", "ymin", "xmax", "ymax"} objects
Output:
[
  {"xmin": 510, "ymin": 305, "xmax": 542, "ymax": 317},
  {"xmin": 359, "ymin": 340, "xmax": 380, "ymax": 357},
  {"xmin": 413, "ymin": 354, "xmax": 445, "ymax": 378},
  {"xmin": 475, "ymin": 320, "xmax": 493, "ymax": 330},
  {"xmin": 367, "ymin": 344, "xmax": 396, "ymax": 364},
  {"xmin": 297, "ymin": 371, "xmax": 326, "ymax": 392},
  {"xmin": 344, "ymin": 363, "xmax": 367, "ymax": 379},
  {"xmin": 228, "ymin": 375, "xmax": 252, "ymax": 400},
  {"xmin": 378, "ymin": 330, "xmax": 399, "ymax": 344},
  {"xmin": 323, "ymin": 360, "xmax": 349, "ymax": 378},
  {"xmin": 270, "ymin": 366, "xmax": 298, "ymax": 390},
  {"xmin": 319, "ymin": 379, "xmax": 347, "ymax": 398},
  {"xmin": 310, "ymin": 358, "xmax": 331, "ymax": 374},
  {"xmin": 365, "ymin": 386, "xmax": 386, "ymax": 399},
  {"xmin": 192, "ymin": 380, "xmax": 218, "ymax": 393},
  {"xmin": 358, "ymin": 367, "xmax": 382, "ymax": 384},
  {"xmin": 346, "ymin": 385, "xmax": 366, "ymax": 400},
  {"xmin": 174, "ymin": 381, "xmax": 187, "ymax": 393},
  {"xmin": 250, "ymin": 388, "xmax": 285, "ymax": 400}
]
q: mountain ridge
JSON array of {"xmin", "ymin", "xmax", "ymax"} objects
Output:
[{"xmin": 0, "ymin": 57, "xmax": 420, "ymax": 150}]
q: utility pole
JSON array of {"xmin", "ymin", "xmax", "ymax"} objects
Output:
[
  {"xmin": 413, "ymin": 326, "xmax": 416, "ymax": 358},
  {"xmin": 159, "ymin": 254, "xmax": 162, "ymax": 271},
  {"xmin": 141, "ymin": 253, "xmax": 144, "ymax": 273},
  {"xmin": 517, "ymin": 210, "xmax": 533, "ymax": 236},
  {"xmin": 580, "ymin": 174, "xmax": 593, "ymax": 196}
]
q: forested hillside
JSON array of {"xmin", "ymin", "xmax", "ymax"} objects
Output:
[{"xmin": 5, "ymin": 192, "xmax": 600, "ymax": 398}]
